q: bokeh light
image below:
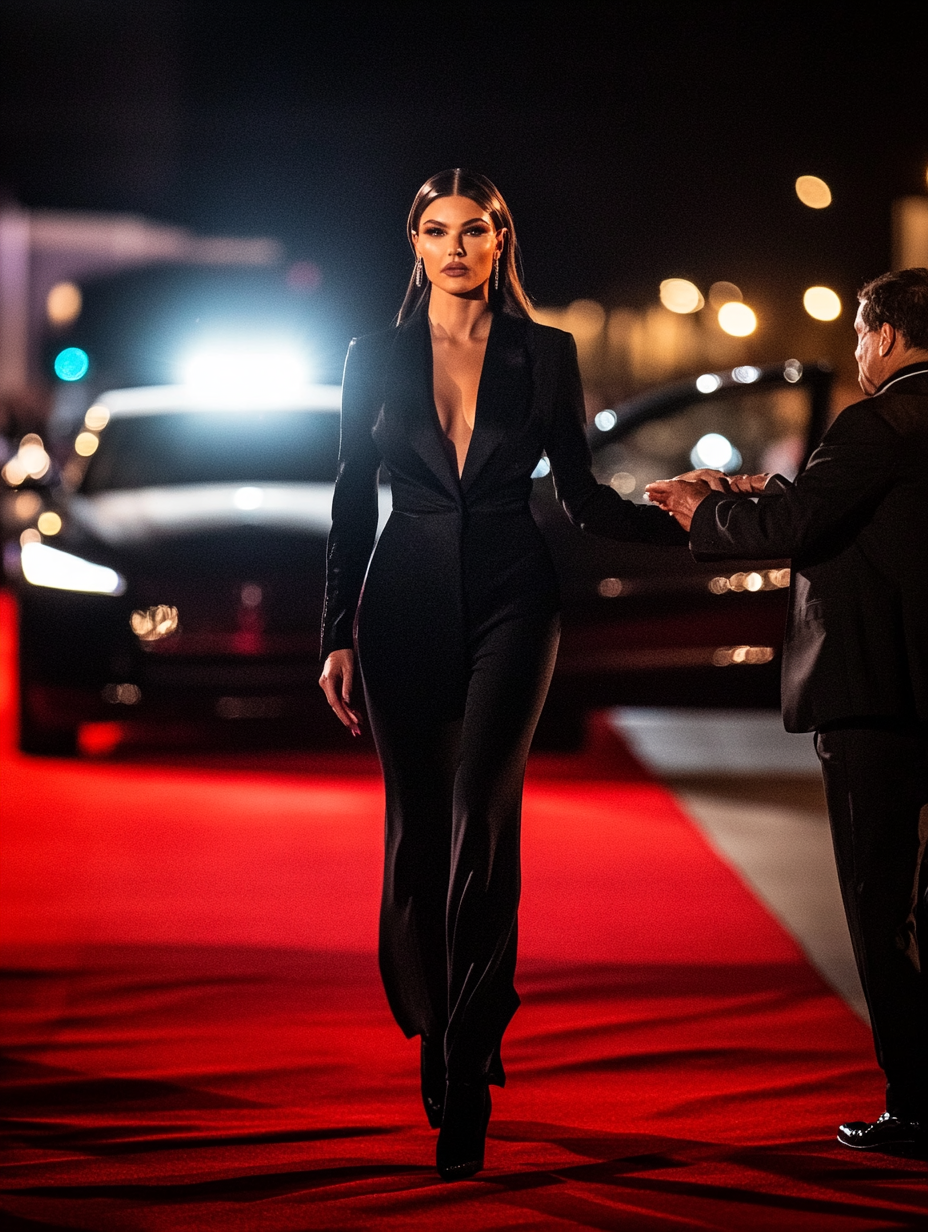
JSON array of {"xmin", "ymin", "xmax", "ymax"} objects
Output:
[
  {"xmin": 3, "ymin": 434, "xmax": 51, "ymax": 486},
  {"xmin": 708, "ymin": 281, "xmax": 742, "ymax": 308},
  {"xmin": 37, "ymin": 511, "xmax": 62, "ymax": 535},
  {"xmin": 732, "ymin": 365, "xmax": 761, "ymax": 384},
  {"xmin": 46, "ymin": 281, "xmax": 83, "ymax": 327},
  {"xmin": 54, "ymin": 347, "xmax": 90, "ymax": 381},
  {"xmin": 710, "ymin": 568, "xmax": 790, "ymax": 594},
  {"xmin": 803, "ymin": 286, "xmax": 841, "ymax": 321},
  {"xmin": 130, "ymin": 605, "xmax": 179, "ymax": 641},
  {"xmin": 103, "ymin": 683, "xmax": 142, "ymax": 705},
  {"xmin": 717, "ymin": 302, "xmax": 757, "ymax": 336},
  {"xmin": 691, "ymin": 432, "xmax": 740, "ymax": 471},
  {"xmin": 13, "ymin": 491, "xmax": 41, "ymax": 521},
  {"xmin": 564, "ymin": 300, "xmax": 606, "ymax": 341},
  {"xmin": 610, "ymin": 471, "xmax": 636, "ymax": 495},
  {"xmin": 712, "ymin": 644, "xmax": 775, "ymax": 666},
  {"xmin": 84, "ymin": 404, "xmax": 110, "ymax": 431},
  {"xmin": 795, "ymin": 175, "xmax": 832, "ymax": 208},
  {"xmin": 659, "ymin": 279, "xmax": 704, "ymax": 314},
  {"xmin": 597, "ymin": 578, "xmax": 623, "ymax": 597},
  {"xmin": 75, "ymin": 431, "xmax": 100, "ymax": 457},
  {"xmin": 696, "ymin": 373, "xmax": 722, "ymax": 394}
]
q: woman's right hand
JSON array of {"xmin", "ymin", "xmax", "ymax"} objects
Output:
[{"xmin": 319, "ymin": 649, "xmax": 362, "ymax": 736}]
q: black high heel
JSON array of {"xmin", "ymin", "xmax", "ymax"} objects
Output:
[
  {"xmin": 420, "ymin": 1037, "xmax": 445, "ymax": 1129},
  {"xmin": 436, "ymin": 1080, "xmax": 491, "ymax": 1180}
]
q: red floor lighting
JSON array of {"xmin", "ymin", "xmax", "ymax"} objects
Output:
[{"xmin": 1, "ymin": 591, "xmax": 925, "ymax": 1228}]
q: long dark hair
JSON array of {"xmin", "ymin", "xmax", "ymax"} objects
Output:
[{"xmin": 396, "ymin": 169, "xmax": 533, "ymax": 324}]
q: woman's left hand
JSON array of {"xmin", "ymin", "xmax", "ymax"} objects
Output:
[{"xmin": 319, "ymin": 649, "xmax": 363, "ymax": 736}]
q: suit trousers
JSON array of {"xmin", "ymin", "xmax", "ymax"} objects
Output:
[
  {"xmin": 815, "ymin": 722, "xmax": 928, "ymax": 1119},
  {"xmin": 363, "ymin": 611, "xmax": 560, "ymax": 1086}
]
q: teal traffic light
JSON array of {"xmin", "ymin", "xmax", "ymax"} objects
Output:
[{"xmin": 54, "ymin": 347, "xmax": 90, "ymax": 381}]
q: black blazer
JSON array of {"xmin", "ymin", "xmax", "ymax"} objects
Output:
[
  {"xmin": 321, "ymin": 310, "xmax": 686, "ymax": 660},
  {"xmin": 689, "ymin": 364, "xmax": 928, "ymax": 732}
]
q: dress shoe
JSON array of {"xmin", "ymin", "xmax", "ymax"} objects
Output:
[
  {"xmin": 837, "ymin": 1111, "xmax": 927, "ymax": 1150},
  {"xmin": 436, "ymin": 1080, "xmax": 491, "ymax": 1180},
  {"xmin": 420, "ymin": 1037, "xmax": 445, "ymax": 1130}
]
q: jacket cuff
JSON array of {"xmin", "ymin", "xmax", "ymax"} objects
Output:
[
  {"xmin": 319, "ymin": 611, "xmax": 356, "ymax": 660},
  {"xmin": 688, "ymin": 490, "xmax": 728, "ymax": 558}
]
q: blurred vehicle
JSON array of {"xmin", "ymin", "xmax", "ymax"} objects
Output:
[
  {"xmin": 6, "ymin": 359, "xmax": 831, "ymax": 755},
  {"xmin": 531, "ymin": 359, "xmax": 832, "ymax": 741},
  {"xmin": 6, "ymin": 382, "xmax": 389, "ymax": 754}
]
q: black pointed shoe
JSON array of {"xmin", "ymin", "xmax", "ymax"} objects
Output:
[
  {"xmin": 420, "ymin": 1037, "xmax": 445, "ymax": 1130},
  {"xmin": 837, "ymin": 1112, "xmax": 927, "ymax": 1150},
  {"xmin": 436, "ymin": 1080, "xmax": 491, "ymax": 1180}
]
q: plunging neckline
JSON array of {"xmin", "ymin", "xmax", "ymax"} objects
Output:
[{"xmin": 427, "ymin": 312, "xmax": 495, "ymax": 480}]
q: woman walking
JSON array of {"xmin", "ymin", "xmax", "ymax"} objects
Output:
[{"xmin": 319, "ymin": 169, "xmax": 685, "ymax": 1179}]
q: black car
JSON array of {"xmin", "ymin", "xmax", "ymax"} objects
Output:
[
  {"xmin": 6, "ymin": 360, "xmax": 830, "ymax": 755},
  {"xmin": 7, "ymin": 382, "xmax": 390, "ymax": 754},
  {"xmin": 532, "ymin": 359, "xmax": 832, "ymax": 737}
]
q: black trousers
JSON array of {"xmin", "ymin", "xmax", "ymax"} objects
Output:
[
  {"xmin": 362, "ymin": 612, "xmax": 560, "ymax": 1085},
  {"xmin": 815, "ymin": 722, "xmax": 928, "ymax": 1120}
]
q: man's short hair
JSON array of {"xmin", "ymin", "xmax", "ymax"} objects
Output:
[{"xmin": 858, "ymin": 267, "xmax": 928, "ymax": 350}]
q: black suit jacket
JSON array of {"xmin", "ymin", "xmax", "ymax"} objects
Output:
[
  {"xmin": 321, "ymin": 310, "xmax": 686, "ymax": 660},
  {"xmin": 689, "ymin": 364, "xmax": 928, "ymax": 732}
]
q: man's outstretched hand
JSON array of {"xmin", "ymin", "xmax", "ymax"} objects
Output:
[
  {"xmin": 646, "ymin": 471, "xmax": 772, "ymax": 530},
  {"xmin": 645, "ymin": 478, "xmax": 711, "ymax": 531}
]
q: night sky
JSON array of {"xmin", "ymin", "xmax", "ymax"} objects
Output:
[{"xmin": 2, "ymin": 0, "xmax": 927, "ymax": 384}]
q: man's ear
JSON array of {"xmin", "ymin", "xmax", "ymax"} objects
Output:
[{"xmin": 878, "ymin": 321, "xmax": 897, "ymax": 356}]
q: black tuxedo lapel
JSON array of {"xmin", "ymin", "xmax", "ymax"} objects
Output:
[
  {"xmin": 387, "ymin": 313, "xmax": 461, "ymax": 500},
  {"xmin": 461, "ymin": 312, "xmax": 532, "ymax": 491}
]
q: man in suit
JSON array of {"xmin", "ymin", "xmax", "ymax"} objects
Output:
[{"xmin": 646, "ymin": 267, "xmax": 928, "ymax": 1151}]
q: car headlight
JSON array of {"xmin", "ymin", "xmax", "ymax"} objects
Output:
[{"xmin": 20, "ymin": 542, "xmax": 126, "ymax": 596}]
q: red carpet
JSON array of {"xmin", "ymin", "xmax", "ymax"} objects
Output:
[{"xmin": 1, "ymin": 592, "xmax": 925, "ymax": 1228}]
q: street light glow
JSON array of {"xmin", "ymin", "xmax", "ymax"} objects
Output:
[
  {"xmin": 46, "ymin": 281, "xmax": 83, "ymax": 327},
  {"xmin": 732, "ymin": 365, "xmax": 761, "ymax": 384},
  {"xmin": 2, "ymin": 434, "xmax": 51, "ymax": 486},
  {"xmin": 659, "ymin": 279, "xmax": 704, "ymax": 314},
  {"xmin": 717, "ymin": 302, "xmax": 757, "ymax": 336},
  {"xmin": 75, "ymin": 431, "xmax": 100, "ymax": 457},
  {"xmin": 803, "ymin": 286, "xmax": 841, "ymax": 321},
  {"xmin": 37, "ymin": 511, "xmax": 62, "ymax": 535},
  {"xmin": 696, "ymin": 373, "xmax": 722, "ymax": 394},
  {"xmin": 691, "ymin": 432, "xmax": 741, "ymax": 472},
  {"xmin": 795, "ymin": 175, "xmax": 832, "ymax": 208},
  {"xmin": 84, "ymin": 404, "xmax": 110, "ymax": 431}
]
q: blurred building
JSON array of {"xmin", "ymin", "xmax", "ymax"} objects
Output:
[
  {"xmin": 0, "ymin": 206, "xmax": 280, "ymax": 433},
  {"xmin": 538, "ymin": 187, "xmax": 928, "ymax": 419}
]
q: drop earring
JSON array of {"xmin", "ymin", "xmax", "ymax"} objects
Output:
[
  {"xmin": 415, "ymin": 256, "xmax": 423, "ymax": 288},
  {"xmin": 493, "ymin": 256, "xmax": 500, "ymax": 291}
]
